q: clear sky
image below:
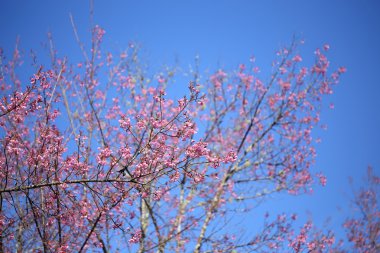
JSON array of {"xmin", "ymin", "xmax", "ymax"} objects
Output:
[{"xmin": 1, "ymin": 0, "xmax": 379, "ymax": 244}]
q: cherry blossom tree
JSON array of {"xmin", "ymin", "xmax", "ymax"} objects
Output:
[
  {"xmin": 339, "ymin": 167, "xmax": 380, "ymax": 252},
  {"xmin": 0, "ymin": 20, "xmax": 348, "ymax": 252}
]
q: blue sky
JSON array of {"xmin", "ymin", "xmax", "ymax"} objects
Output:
[{"xmin": 1, "ymin": 0, "xmax": 380, "ymax": 245}]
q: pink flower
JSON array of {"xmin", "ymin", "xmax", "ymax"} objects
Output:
[
  {"xmin": 317, "ymin": 173, "xmax": 327, "ymax": 186},
  {"xmin": 186, "ymin": 141, "xmax": 209, "ymax": 158},
  {"xmin": 93, "ymin": 25, "xmax": 106, "ymax": 42},
  {"xmin": 280, "ymin": 81, "xmax": 291, "ymax": 91},
  {"xmin": 129, "ymin": 230, "xmax": 142, "ymax": 244},
  {"xmin": 292, "ymin": 55, "xmax": 302, "ymax": 62},
  {"xmin": 96, "ymin": 147, "xmax": 112, "ymax": 166},
  {"xmin": 338, "ymin": 66, "xmax": 347, "ymax": 73},
  {"xmin": 119, "ymin": 117, "xmax": 131, "ymax": 129},
  {"xmin": 224, "ymin": 151, "xmax": 237, "ymax": 163}
]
